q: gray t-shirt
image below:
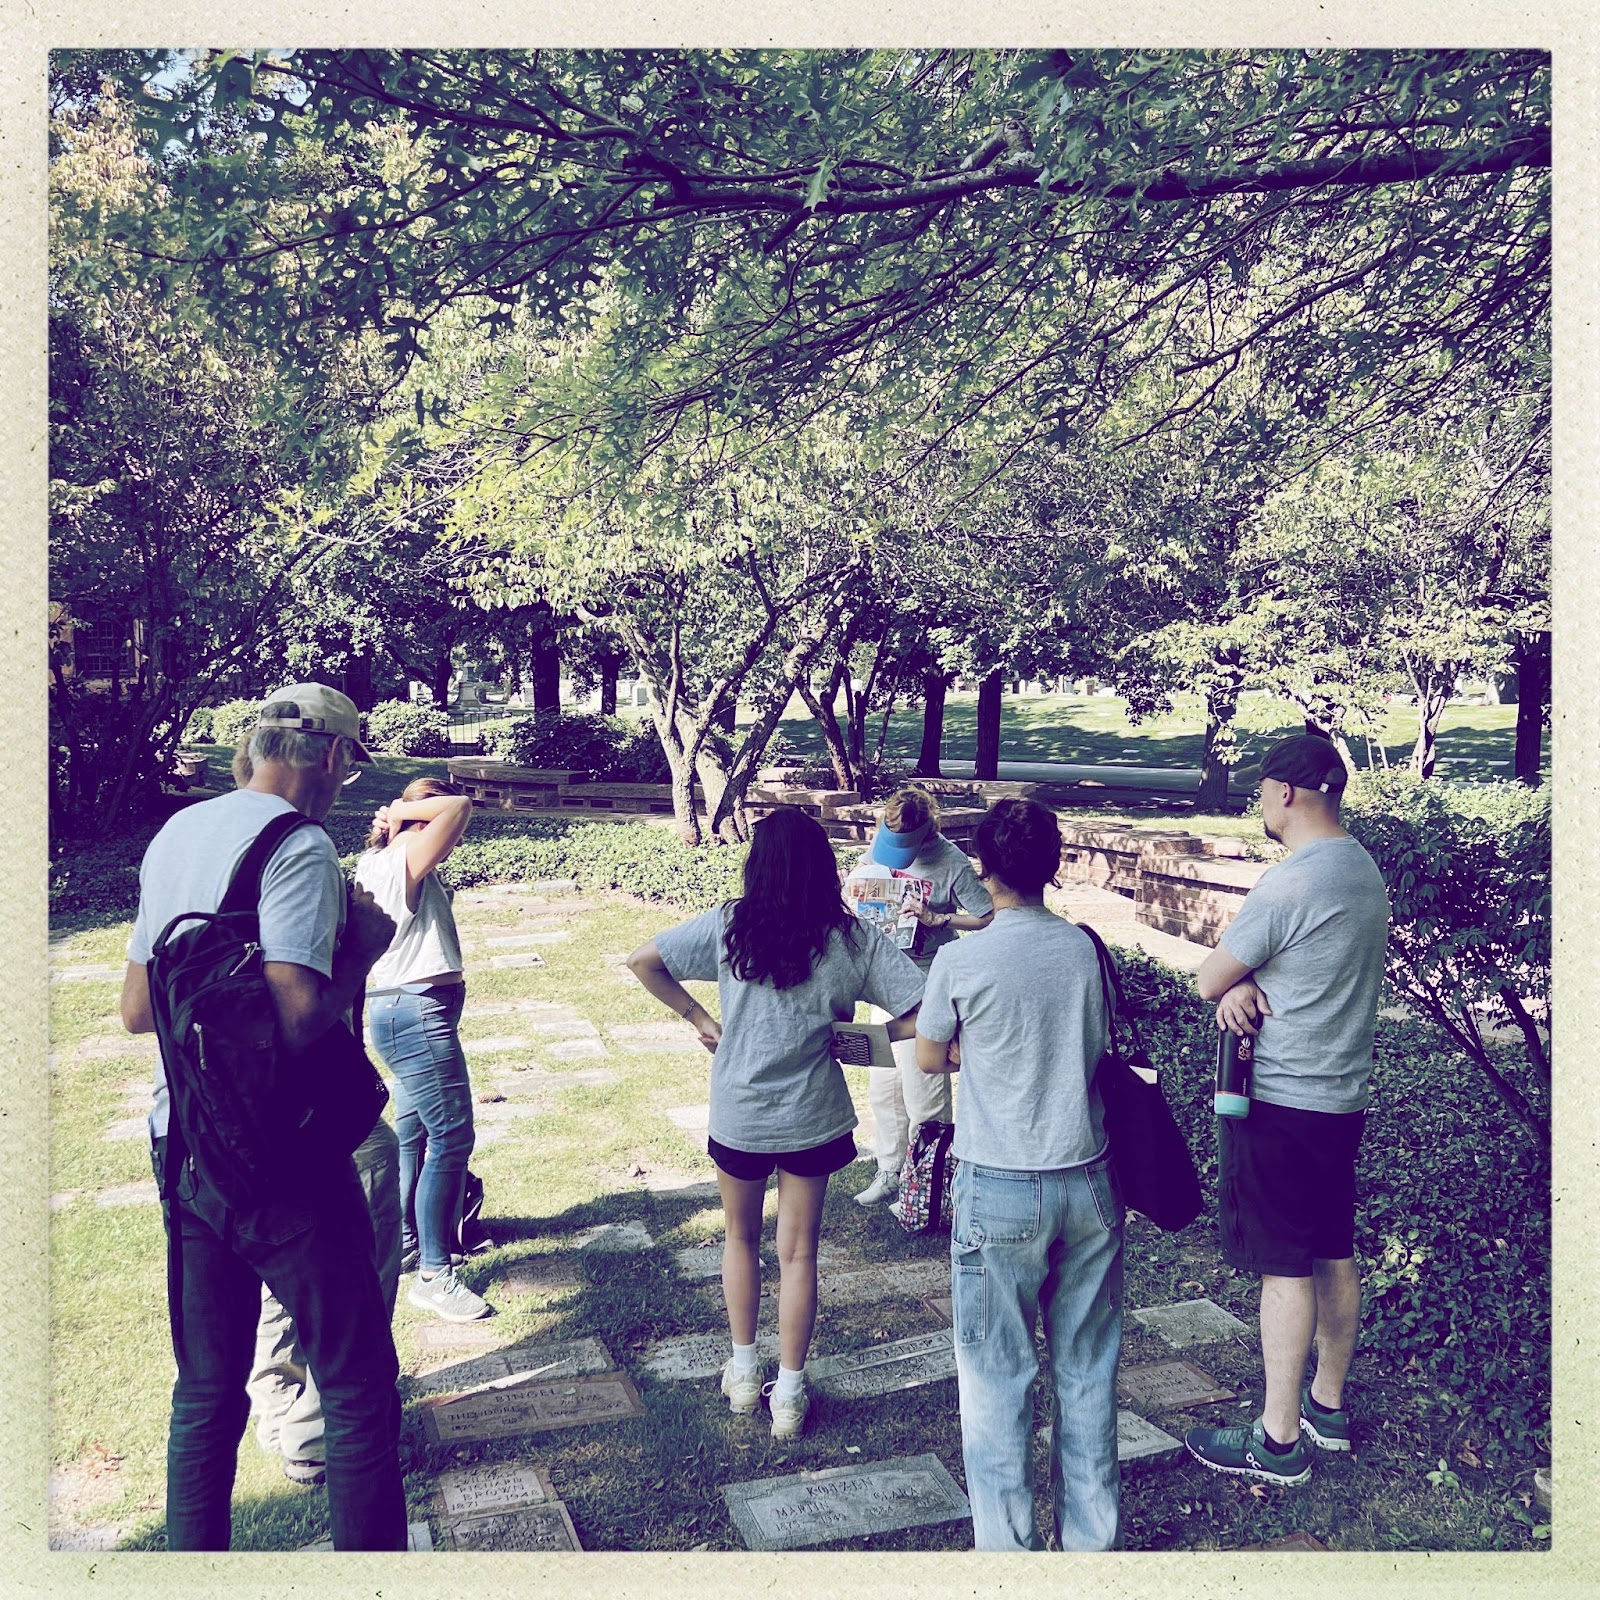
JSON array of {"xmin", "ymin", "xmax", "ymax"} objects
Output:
[
  {"xmin": 128, "ymin": 789, "xmax": 346, "ymax": 1139},
  {"xmin": 849, "ymin": 834, "xmax": 993, "ymax": 969},
  {"xmin": 1219, "ymin": 834, "xmax": 1391, "ymax": 1113},
  {"xmin": 656, "ymin": 907, "xmax": 926, "ymax": 1154},
  {"xmin": 918, "ymin": 907, "xmax": 1109, "ymax": 1170}
]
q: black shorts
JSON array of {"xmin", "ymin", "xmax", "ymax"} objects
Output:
[
  {"xmin": 707, "ymin": 1131, "xmax": 859, "ymax": 1183},
  {"xmin": 1218, "ymin": 1098, "xmax": 1365, "ymax": 1277}
]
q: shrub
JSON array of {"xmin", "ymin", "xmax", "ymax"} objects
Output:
[
  {"xmin": 363, "ymin": 699, "xmax": 450, "ymax": 758},
  {"xmin": 479, "ymin": 712, "xmax": 625, "ymax": 774},
  {"xmin": 609, "ymin": 722, "xmax": 672, "ymax": 783},
  {"xmin": 182, "ymin": 705, "xmax": 214, "ymax": 744},
  {"xmin": 1343, "ymin": 771, "xmax": 1550, "ymax": 1143},
  {"xmin": 206, "ymin": 698, "xmax": 261, "ymax": 750}
]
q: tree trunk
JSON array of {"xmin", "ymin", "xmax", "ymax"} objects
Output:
[
  {"xmin": 797, "ymin": 669, "xmax": 854, "ymax": 789},
  {"xmin": 1195, "ymin": 688, "xmax": 1239, "ymax": 812},
  {"xmin": 597, "ymin": 652, "xmax": 620, "ymax": 717},
  {"xmin": 916, "ymin": 671, "xmax": 948, "ymax": 778},
  {"xmin": 431, "ymin": 650, "xmax": 453, "ymax": 710},
  {"xmin": 1408, "ymin": 672, "xmax": 1453, "ymax": 778},
  {"xmin": 1512, "ymin": 629, "xmax": 1549, "ymax": 787},
  {"xmin": 343, "ymin": 648, "xmax": 374, "ymax": 711},
  {"xmin": 529, "ymin": 605, "xmax": 561, "ymax": 720},
  {"xmin": 974, "ymin": 670, "xmax": 1003, "ymax": 781}
]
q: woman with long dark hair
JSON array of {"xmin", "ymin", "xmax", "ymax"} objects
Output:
[{"xmin": 628, "ymin": 807, "xmax": 924, "ymax": 1439}]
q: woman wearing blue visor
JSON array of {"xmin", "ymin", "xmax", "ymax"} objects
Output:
[{"xmin": 842, "ymin": 786, "xmax": 994, "ymax": 1207}]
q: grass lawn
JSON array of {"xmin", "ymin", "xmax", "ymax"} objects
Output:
[
  {"xmin": 48, "ymin": 876, "xmax": 1548, "ymax": 1554},
  {"xmin": 764, "ymin": 689, "xmax": 1544, "ymax": 788}
]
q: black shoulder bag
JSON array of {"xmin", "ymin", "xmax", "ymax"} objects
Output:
[{"xmin": 1079, "ymin": 923, "xmax": 1203, "ymax": 1233}]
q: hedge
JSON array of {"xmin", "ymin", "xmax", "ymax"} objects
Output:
[{"xmin": 363, "ymin": 699, "xmax": 450, "ymax": 758}]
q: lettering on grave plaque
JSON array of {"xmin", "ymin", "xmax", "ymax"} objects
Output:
[
  {"xmin": 412, "ymin": 1319, "xmax": 514, "ymax": 1355},
  {"xmin": 435, "ymin": 1461, "xmax": 555, "ymax": 1519},
  {"xmin": 497, "ymin": 1259, "xmax": 586, "ymax": 1298},
  {"xmin": 1129, "ymin": 1298, "xmax": 1250, "ymax": 1349},
  {"xmin": 411, "ymin": 1336, "xmax": 614, "ymax": 1398},
  {"xmin": 422, "ymin": 1372, "xmax": 645, "ymax": 1444},
  {"xmin": 447, "ymin": 1502, "xmax": 583, "ymax": 1552},
  {"xmin": 641, "ymin": 1331, "xmax": 782, "ymax": 1382},
  {"xmin": 575, "ymin": 1219, "xmax": 654, "ymax": 1253},
  {"xmin": 673, "ymin": 1246, "xmax": 726, "ymax": 1281},
  {"xmin": 722, "ymin": 1454, "xmax": 971, "ymax": 1552},
  {"xmin": 1116, "ymin": 1360, "xmax": 1235, "ymax": 1412},
  {"xmin": 808, "ymin": 1330, "xmax": 959, "ymax": 1399},
  {"xmin": 1114, "ymin": 1409, "xmax": 1183, "ymax": 1462}
]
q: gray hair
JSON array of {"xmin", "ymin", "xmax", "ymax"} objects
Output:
[{"xmin": 248, "ymin": 726, "xmax": 349, "ymax": 771}]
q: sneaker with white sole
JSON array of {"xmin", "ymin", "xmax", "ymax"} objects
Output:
[
  {"xmin": 1184, "ymin": 1418, "xmax": 1311, "ymax": 1486},
  {"xmin": 855, "ymin": 1170, "xmax": 899, "ymax": 1207},
  {"xmin": 720, "ymin": 1359, "xmax": 763, "ymax": 1415},
  {"xmin": 1299, "ymin": 1385, "xmax": 1353, "ymax": 1452},
  {"xmin": 765, "ymin": 1379, "xmax": 810, "ymax": 1440},
  {"xmin": 407, "ymin": 1267, "xmax": 492, "ymax": 1323}
]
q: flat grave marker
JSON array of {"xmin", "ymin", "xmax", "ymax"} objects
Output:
[
  {"xmin": 489, "ymin": 952, "xmax": 548, "ymax": 970},
  {"xmin": 1129, "ymin": 1299, "xmax": 1250, "ymax": 1349},
  {"xmin": 412, "ymin": 1319, "xmax": 519, "ymax": 1356},
  {"xmin": 637, "ymin": 1170, "xmax": 718, "ymax": 1199},
  {"xmin": 446, "ymin": 1502, "xmax": 582, "ymax": 1552},
  {"xmin": 103, "ymin": 1116, "xmax": 148, "ymax": 1143},
  {"xmin": 465, "ymin": 1036, "xmax": 532, "ymax": 1055},
  {"xmin": 545, "ymin": 1037, "xmax": 609, "ymax": 1061},
  {"xmin": 73, "ymin": 1035, "xmax": 158, "ymax": 1062},
  {"xmin": 495, "ymin": 1066, "xmax": 618, "ymax": 1098},
  {"xmin": 665, "ymin": 1104, "xmax": 710, "ymax": 1135},
  {"xmin": 470, "ymin": 1000, "xmax": 588, "ymax": 1023},
  {"xmin": 808, "ymin": 1330, "xmax": 959, "ymax": 1399},
  {"xmin": 606, "ymin": 1022, "xmax": 707, "ymax": 1055},
  {"xmin": 1117, "ymin": 1360, "xmax": 1235, "ymax": 1412},
  {"xmin": 496, "ymin": 1258, "xmax": 586, "ymax": 1298},
  {"xmin": 52, "ymin": 964, "xmax": 125, "ymax": 983},
  {"xmin": 674, "ymin": 1246, "xmax": 729, "ymax": 1281},
  {"xmin": 94, "ymin": 1181, "xmax": 158, "ymax": 1208},
  {"xmin": 923, "ymin": 1295, "xmax": 953, "ymax": 1324},
  {"xmin": 1115, "ymin": 1410, "xmax": 1183, "ymax": 1462},
  {"xmin": 722, "ymin": 1453, "xmax": 971, "ymax": 1552},
  {"xmin": 435, "ymin": 1460, "xmax": 556, "ymax": 1518},
  {"xmin": 412, "ymin": 1335, "xmax": 614, "ymax": 1397},
  {"xmin": 575, "ymin": 1219, "xmax": 654, "ymax": 1253},
  {"xmin": 422, "ymin": 1372, "xmax": 645, "ymax": 1444},
  {"xmin": 1239, "ymin": 1531, "xmax": 1329, "ymax": 1553},
  {"xmin": 640, "ymin": 1330, "xmax": 781, "ymax": 1381},
  {"xmin": 523, "ymin": 1017, "xmax": 601, "ymax": 1038},
  {"xmin": 300, "ymin": 1522, "xmax": 433, "ymax": 1552}
]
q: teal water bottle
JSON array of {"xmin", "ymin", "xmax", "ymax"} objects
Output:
[{"xmin": 1215, "ymin": 1030, "xmax": 1252, "ymax": 1118}]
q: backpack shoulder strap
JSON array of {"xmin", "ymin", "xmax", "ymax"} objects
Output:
[
  {"xmin": 1077, "ymin": 921, "xmax": 1151, "ymax": 1070},
  {"xmin": 217, "ymin": 811, "xmax": 320, "ymax": 918}
]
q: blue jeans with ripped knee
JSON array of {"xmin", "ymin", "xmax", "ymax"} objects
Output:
[{"xmin": 950, "ymin": 1155, "xmax": 1124, "ymax": 1552}]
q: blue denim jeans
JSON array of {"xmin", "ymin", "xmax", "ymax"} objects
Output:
[
  {"xmin": 154, "ymin": 1138, "xmax": 406, "ymax": 1550},
  {"xmin": 950, "ymin": 1155, "xmax": 1124, "ymax": 1552},
  {"xmin": 367, "ymin": 984, "xmax": 474, "ymax": 1272}
]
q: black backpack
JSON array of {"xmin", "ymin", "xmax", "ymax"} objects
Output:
[{"xmin": 148, "ymin": 810, "xmax": 388, "ymax": 1210}]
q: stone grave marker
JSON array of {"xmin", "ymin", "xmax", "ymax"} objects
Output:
[
  {"xmin": 435, "ymin": 1460, "xmax": 555, "ymax": 1518},
  {"xmin": 49, "ymin": 1192, "xmax": 78, "ymax": 1211},
  {"xmin": 412, "ymin": 1335, "xmax": 614, "ymax": 1398},
  {"xmin": 640, "ymin": 1330, "xmax": 781, "ymax": 1381},
  {"xmin": 94, "ymin": 1181, "xmax": 158, "ymax": 1208},
  {"xmin": 1117, "ymin": 1360, "xmax": 1235, "ymax": 1412},
  {"xmin": 637, "ymin": 1170, "xmax": 718, "ymax": 1199},
  {"xmin": 808, "ymin": 1330, "xmax": 959, "ymax": 1399},
  {"xmin": 528, "ymin": 878, "xmax": 578, "ymax": 895},
  {"xmin": 422, "ymin": 1372, "xmax": 645, "ymax": 1444},
  {"xmin": 674, "ymin": 1246, "xmax": 728, "ymax": 1281},
  {"xmin": 696, "ymin": 1284, "xmax": 781, "ymax": 1328},
  {"xmin": 483, "ymin": 931, "xmax": 566, "ymax": 951},
  {"xmin": 723, "ymin": 1453, "xmax": 971, "ymax": 1552},
  {"xmin": 52, "ymin": 964, "xmax": 125, "ymax": 983},
  {"xmin": 103, "ymin": 1116, "xmax": 149, "ymax": 1142},
  {"xmin": 575, "ymin": 1219, "xmax": 654, "ymax": 1253},
  {"xmin": 923, "ymin": 1295, "xmax": 953, "ymax": 1324},
  {"xmin": 412, "ymin": 1319, "xmax": 518, "ymax": 1356},
  {"xmin": 1114, "ymin": 1410, "xmax": 1183, "ymax": 1462},
  {"xmin": 880, "ymin": 1260, "xmax": 951, "ymax": 1297},
  {"xmin": 446, "ymin": 1502, "xmax": 582, "ymax": 1552},
  {"xmin": 545, "ymin": 1037, "xmax": 608, "ymax": 1061},
  {"xmin": 524, "ymin": 1017, "xmax": 600, "ymax": 1037},
  {"xmin": 606, "ymin": 1022, "xmax": 707, "ymax": 1056},
  {"xmin": 465, "ymin": 1036, "xmax": 533, "ymax": 1055},
  {"xmin": 817, "ymin": 1260, "xmax": 950, "ymax": 1309},
  {"xmin": 495, "ymin": 1066, "xmax": 618, "ymax": 1098},
  {"xmin": 1239, "ymin": 1531, "xmax": 1329, "ymax": 1553},
  {"xmin": 665, "ymin": 1104, "xmax": 710, "ymax": 1136},
  {"xmin": 490, "ymin": 952, "xmax": 547, "ymax": 970},
  {"xmin": 74, "ymin": 1035, "xmax": 158, "ymax": 1061},
  {"xmin": 1129, "ymin": 1299, "xmax": 1250, "ymax": 1349},
  {"xmin": 496, "ymin": 1258, "xmax": 586, "ymax": 1298}
]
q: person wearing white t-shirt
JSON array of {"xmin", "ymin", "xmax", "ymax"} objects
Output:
[
  {"xmin": 354, "ymin": 777, "xmax": 490, "ymax": 1323},
  {"xmin": 843, "ymin": 786, "xmax": 993, "ymax": 1206}
]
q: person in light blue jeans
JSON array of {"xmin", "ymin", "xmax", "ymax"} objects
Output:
[
  {"xmin": 916, "ymin": 797, "xmax": 1121, "ymax": 1551},
  {"xmin": 356, "ymin": 778, "xmax": 491, "ymax": 1323}
]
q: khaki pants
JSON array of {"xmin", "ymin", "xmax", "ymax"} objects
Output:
[
  {"xmin": 248, "ymin": 1117, "xmax": 402, "ymax": 1467},
  {"xmin": 867, "ymin": 1009, "xmax": 953, "ymax": 1175}
]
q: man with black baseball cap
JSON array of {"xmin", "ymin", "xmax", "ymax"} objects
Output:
[{"xmin": 1183, "ymin": 732, "xmax": 1390, "ymax": 1488}]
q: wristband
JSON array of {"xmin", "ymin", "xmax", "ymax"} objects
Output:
[{"xmin": 680, "ymin": 998, "xmax": 700, "ymax": 1020}]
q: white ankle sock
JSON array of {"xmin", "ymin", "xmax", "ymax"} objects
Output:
[
  {"xmin": 772, "ymin": 1364, "xmax": 805, "ymax": 1401},
  {"xmin": 730, "ymin": 1342, "xmax": 759, "ymax": 1375}
]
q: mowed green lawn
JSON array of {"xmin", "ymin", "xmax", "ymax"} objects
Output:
[{"xmin": 761, "ymin": 689, "xmax": 1541, "ymax": 786}]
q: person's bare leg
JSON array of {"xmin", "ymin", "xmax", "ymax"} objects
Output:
[
  {"xmin": 1259, "ymin": 1274, "xmax": 1317, "ymax": 1445},
  {"xmin": 1308, "ymin": 1257, "xmax": 1361, "ymax": 1410},
  {"xmin": 717, "ymin": 1169, "xmax": 768, "ymax": 1347},
  {"xmin": 773, "ymin": 1170, "xmax": 830, "ymax": 1371}
]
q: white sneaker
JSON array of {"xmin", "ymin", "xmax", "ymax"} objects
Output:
[
  {"xmin": 887, "ymin": 1199, "xmax": 907, "ymax": 1223},
  {"xmin": 407, "ymin": 1267, "xmax": 492, "ymax": 1323},
  {"xmin": 765, "ymin": 1379, "xmax": 810, "ymax": 1440},
  {"xmin": 720, "ymin": 1359, "xmax": 763, "ymax": 1415},
  {"xmin": 855, "ymin": 1170, "xmax": 900, "ymax": 1207}
]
